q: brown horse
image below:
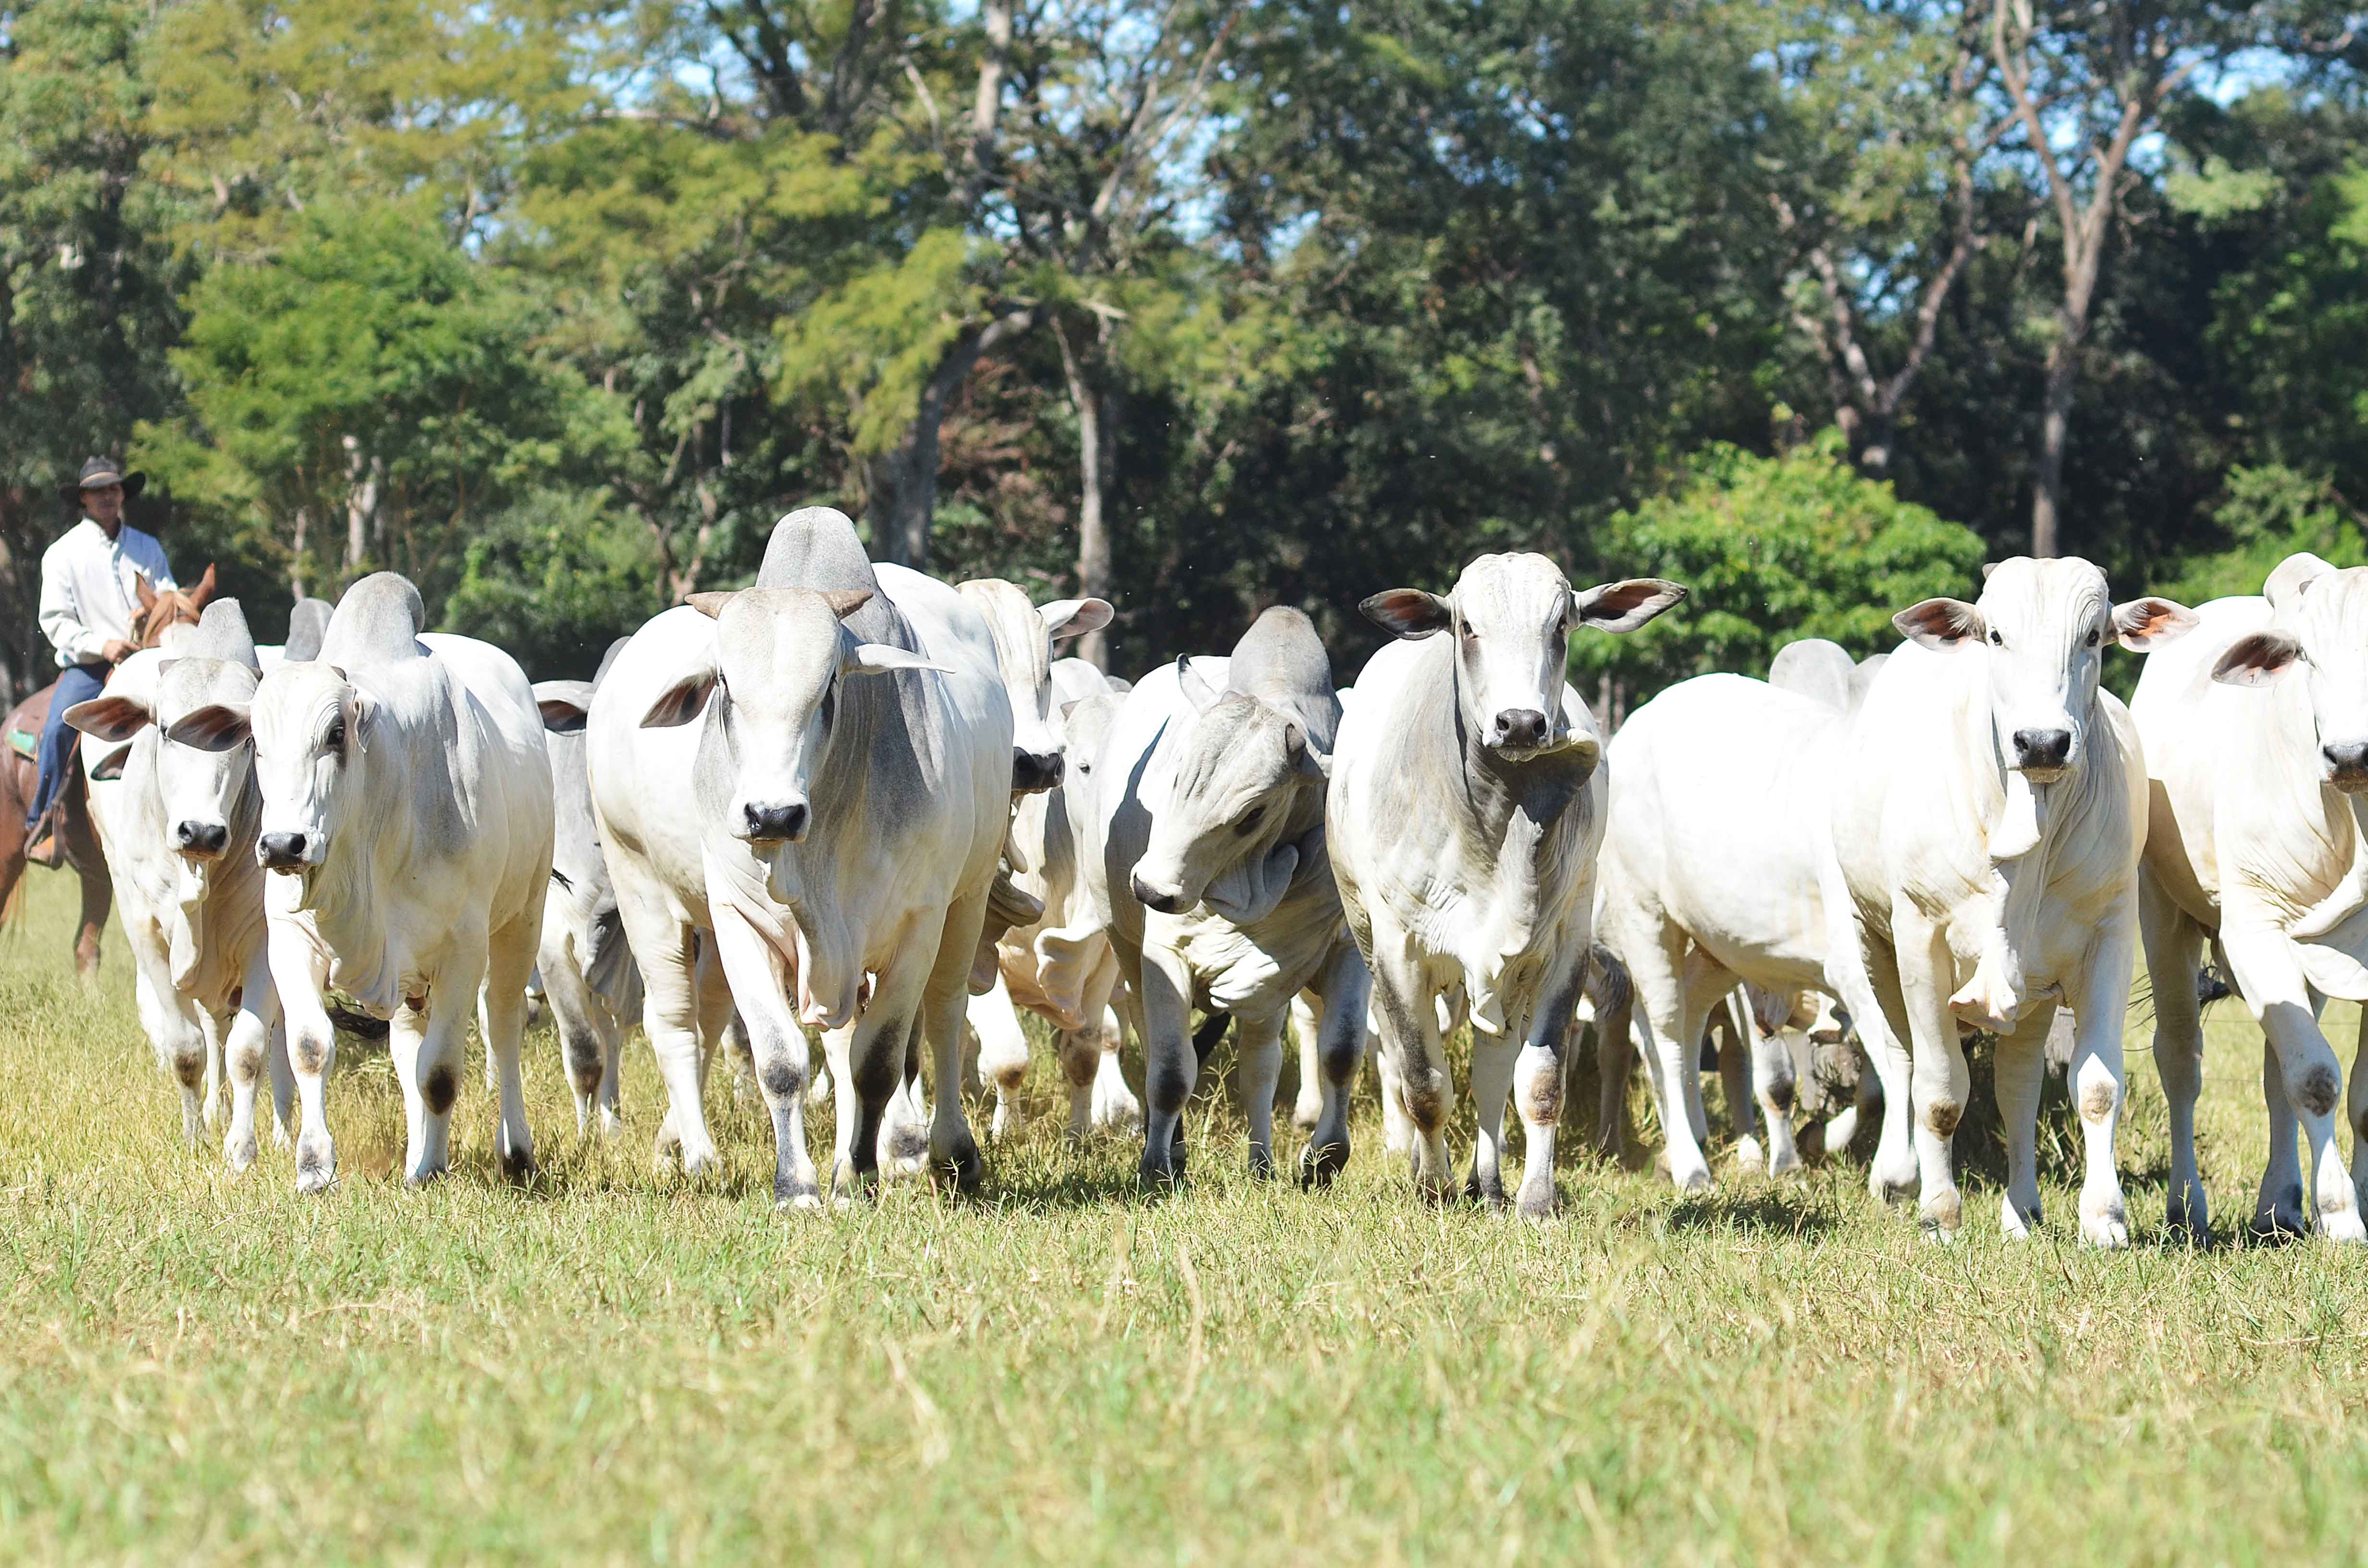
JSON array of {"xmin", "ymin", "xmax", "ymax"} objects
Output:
[{"xmin": 0, "ymin": 564, "xmax": 218, "ymax": 975}]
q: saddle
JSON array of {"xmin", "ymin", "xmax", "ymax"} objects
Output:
[{"xmin": 7, "ymin": 677, "xmax": 102, "ymax": 859}]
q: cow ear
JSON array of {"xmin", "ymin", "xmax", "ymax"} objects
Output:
[
  {"xmin": 1981, "ymin": 562, "xmax": 2000, "ymax": 581},
  {"xmin": 641, "ymin": 662, "xmax": 719, "ymax": 726},
  {"xmin": 685, "ymin": 591, "xmax": 736, "ymax": 619},
  {"xmin": 1359, "ymin": 589, "xmax": 1453, "ymax": 640},
  {"xmin": 163, "ymin": 701, "xmax": 253, "ymax": 752},
  {"xmin": 532, "ymin": 680, "xmax": 594, "ymax": 734},
  {"xmin": 2111, "ymin": 597, "xmax": 2200, "ymax": 651},
  {"xmin": 346, "ymin": 690, "xmax": 379, "ymax": 751},
  {"xmin": 1041, "ymin": 598, "xmax": 1113, "ymax": 643},
  {"xmin": 1894, "ymin": 598, "xmax": 1986, "ymax": 650},
  {"xmin": 1177, "ymin": 656, "xmax": 1221, "ymax": 711},
  {"xmin": 821, "ymin": 589, "xmax": 873, "ymax": 620},
  {"xmin": 1283, "ymin": 723, "xmax": 1330, "ymax": 780},
  {"xmin": 2212, "ymin": 630, "xmax": 2303, "ymax": 687},
  {"xmin": 1059, "ymin": 699, "xmax": 1082, "ymax": 723},
  {"xmin": 63, "ymin": 693, "xmax": 154, "ymax": 742},
  {"xmin": 87, "ymin": 745, "xmax": 131, "ymax": 782},
  {"xmin": 841, "ymin": 644, "xmax": 952, "ymax": 678},
  {"xmin": 1573, "ymin": 578, "xmax": 1687, "ymax": 633}
]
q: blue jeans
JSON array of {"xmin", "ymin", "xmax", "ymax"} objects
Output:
[{"xmin": 28, "ymin": 662, "xmax": 107, "ymax": 832}]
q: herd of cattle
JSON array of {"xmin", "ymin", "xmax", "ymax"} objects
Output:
[{"xmin": 55, "ymin": 504, "xmax": 2368, "ymax": 1245}]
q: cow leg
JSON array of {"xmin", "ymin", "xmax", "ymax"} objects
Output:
[
  {"xmin": 1134, "ymin": 946, "xmax": 1198, "ymax": 1188},
  {"xmin": 222, "ymin": 952, "xmax": 280, "ymax": 1176},
  {"xmin": 1889, "ymin": 914, "xmax": 1972, "ymax": 1238},
  {"xmin": 922, "ymin": 894, "xmax": 988, "ymax": 1192},
  {"xmin": 1362, "ymin": 926, "xmax": 1453, "ymax": 1199},
  {"xmin": 541, "ymin": 949, "xmax": 609, "ymax": 1137},
  {"xmin": 635, "ymin": 914, "xmax": 720, "ymax": 1176},
  {"xmin": 1821, "ymin": 1041, "xmax": 1877, "ymax": 1161},
  {"xmin": 2256, "ymin": 1039, "xmax": 2306, "ymax": 1235},
  {"xmin": 1751, "ymin": 1025, "xmax": 1801, "ymax": 1176},
  {"xmin": 264, "ymin": 1015, "xmax": 295, "ymax": 1147},
  {"xmin": 1509, "ymin": 951, "xmax": 1584, "ymax": 1219},
  {"xmin": 1590, "ymin": 974, "xmax": 1636, "ymax": 1163},
  {"xmin": 1992, "ymin": 1004, "xmax": 2052, "ymax": 1238},
  {"xmin": 480, "ymin": 916, "xmax": 539, "ymax": 1183},
  {"xmin": 395, "ymin": 952, "xmax": 480, "ymax": 1186},
  {"xmin": 270, "ymin": 926, "xmax": 341, "ymax": 1191},
  {"xmin": 1847, "ymin": 946, "xmax": 1921, "ymax": 1206},
  {"xmin": 708, "ymin": 914, "xmax": 821, "ymax": 1208},
  {"xmin": 2138, "ymin": 874, "xmax": 2210, "ymax": 1235},
  {"xmin": 1236, "ymin": 1007, "xmax": 1288, "ymax": 1180},
  {"xmin": 967, "ymin": 975, "xmax": 1032, "ymax": 1140},
  {"xmin": 1300, "ymin": 944, "xmax": 1370, "ymax": 1188},
  {"xmin": 1290, "ymin": 990, "xmax": 1324, "ymax": 1135},
  {"xmin": 2225, "ymin": 925, "xmax": 2362, "ymax": 1241},
  {"xmin": 1714, "ymin": 998, "xmax": 1763, "ymax": 1172},
  {"xmin": 2061, "ymin": 898, "xmax": 2137, "ymax": 1249}
]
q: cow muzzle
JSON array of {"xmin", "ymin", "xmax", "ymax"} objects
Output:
[
  {"xmin": 257, "ymin": 830, "xmax": 313, "ymax": 872},
  {"xmin": 2010, "ymin": 727, "xmax": 2073, "ymax": 780},
  {"xmin": 1130, "ymin": 870, "xmax": 1188, "ymax": 916},
  {"xmin": 738, "ymin": 799, "xmax": 810, "ymax": 844},
  {"xmin": 1487, "ymin": 708, "xmax": 1552, "ymax": 756},
  {"xmin": 174, "ymin": 820, "xmax": 229, "ymax": 860},
  {"xmin": 2324, "ymin": 741, "xmax": 2368, "ymax": 793},
  {"xmin": 1011, "ymin": 748, "xmax": 1065, "ymax": 794}
]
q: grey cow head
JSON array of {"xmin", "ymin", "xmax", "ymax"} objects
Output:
[
  {"xmin": 66, "ymin": 656, "xmax": 261, "ymax": 874},
  {"xmin": 2212, "ymin": 553, "xmax": 2368, "ymax": 792},
  {"xmin": 957, "ymin": 578, "xmax": 1112, "ymax": 794},
  {"xmin": 640, "ymin": 587, "xmax": 947, "ymax": 851},
  {"xmin": 1130, "ymin": 661, "xmax": 1330, "ymax": 923},
  {"xmin": 1894, "ymin": 556, "xmax": 2195, "ymax": 784},
  {"xmin": 1361, "ymin": 553, "xmax": 1685, "ymax": 762},
  {"xmin": 234, "ymin": 662, "xmax": 379, "ymax": 873}
]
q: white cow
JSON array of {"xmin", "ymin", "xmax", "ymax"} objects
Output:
[
  {"xmin": 529, "ymin": 666, "xmax": 644, "ymax": 1138},
  {"xmin": 589, "ymin": 508, "xmax": 1011, "ymax": 1201},
  {"xmin": 207, "ymin": 574, "xmax": 555, "ymax": 1191},
  {"xmin": 1593, "ymin": 639, "xmax": 1912, "ymax": 1193},
  {"xmin": 1085, "ymin": 608, "xmax": 1372, "ymax": 1185},
  {"xmin": 66, "ymin": 600, "xmax": 291, "ymax": 1164},
  {"xmin": 2133, "ymin": 552, "xmax": 2368, "ymax": 1240},
  {"xmin": 969, "ymin": 660, "xmax": 1141, "ymax": 1139},
  {"xmin": 1330, "ymin": 554, "xmax": 1684, "ymax": 1214},
  {"xmin": 1828, "ymin": 557, "xmax": 2194, "ymax": 1244}
]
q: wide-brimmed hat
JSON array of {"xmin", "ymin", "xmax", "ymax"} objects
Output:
[{"xmin": 59, "ymin": 455, "xmax": 146, "ymax": 503}]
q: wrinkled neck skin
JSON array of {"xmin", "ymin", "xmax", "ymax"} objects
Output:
[
  {"xmin": 1137, "ymin": 700, "xmax": 1329, "ymax": 928},
  {"xmin": 1937, "ymin": 649, "xmax": 2120, "ymax": 1030},
  {"xmin": 692, "ymin": 655, "xmax": 916, "ymax": 1031},
  {"xmin": 1440, "ymin": 637, "xmax": 1593, "ymax": 857}
]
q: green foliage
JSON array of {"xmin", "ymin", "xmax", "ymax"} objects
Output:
[
  {"xmin": 2162, "ymin": 465, "xmax": 2368, "ymax": 606},
  {"xmin": 439, "ymin": 490, "xmax": 660, "ymax": 679},
  {"xmin": 1567, "ymin": 429, "xmax": 1985, "ymax": 696}
]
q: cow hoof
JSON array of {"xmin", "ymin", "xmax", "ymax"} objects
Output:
[
  {"xmin": 223, "ymin": 1134, "xmax": 257, "ymax": 1176},
  {"xmin": 2165, "ymin": 1193, "xmax": 2210, "ymax": 1243},
  {"xmin": 1918, "ymin": 1189, "xmax": 1963, "ymax": 1238},
  {"xmin": 937, "ymin": 1137, "xmax": 983, "ymax": 1195},
  {"xmin": 1672, "ymin": 1165, "xmax": 1713, "ymax": 1198},
  {"xmin": 774, "ymin": 1175, "xmax": 823, "ymax": 1211},
  {"xmin": 1999, "ymin": 1194, "xmax": 2040, "ymax": 1239},
  {"xmin": 499, "ymin": 1146, "xmax": 538, "ymax": 1185},
  {"xmin": 597, "ymin": 1107, "xmax": 624, "ymax": 1142},
  {"xmin": 1732, "ymin": 1135, "xmax": 1766, "ymax": 1175},
  {"xmin": 2319, "ymin": 1208, "xmax": 2368, "ymax": 1245},
  {"xmin": 2080, "ymin": 1208, "xmax": 2129, "ymax": 1250},
  {"xmin": 294, "ymin": 1141, "xmax": 335, "ymax": 1194},
  {"xmin": 1870, "ymin": 1162, "xmax": 1918, "ymax": 1207},
  {"xmin": 1515, "ymin": 1180, "xmax": 1557, "ymax": 1221},
  {"xmin": 1247, "ymin": 1145, "xmax": 1277, "ymax": 1182},
  {"xmin": 1463, "ymin": 1172, "xmax": 1509, "ymax": 1210},
  {"xmin": 403, "ymin": 1164, "xmax": 449, "ymax": 1189},
  {"xmin": 1298, "ymin": 1139, "xmax": 1347, "ymax": 1189}
]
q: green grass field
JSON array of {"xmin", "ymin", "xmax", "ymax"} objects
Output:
[{"xmin": 6, "ymin": 869, "xmax": 2368, "ymax": 1564}]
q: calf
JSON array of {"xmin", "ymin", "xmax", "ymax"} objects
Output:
[
  {"xmin": 530, "ymin": 669, "xmax": 643, "ymax": 1137},
  {"xmin": 197, "ymin": 574, "xmax": 555, "ymax": 1191},
  {"xmin": 1828, "ymin": 557, "xmax": 2193, "ymax": 1243},
  {"xmin": 590, "ymin": 508, "xmax": 1010, "ymax": 1200},
  {"xmin": 1084, "ymin": 608, "xmax": 1370, "ymax": 1185},
  {"xmin": 2134, "ymin": 552, "xmax": 2368, "ymax": 1240},
  {"xmin": 1330, "ymin": 554, "xmax": 1683, "ymax": 1213},
  {"xmin": 67, "ymin": 600, "xmax": 291, "ymax": 1164}
]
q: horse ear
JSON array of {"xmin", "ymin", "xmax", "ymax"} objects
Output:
[
  {"xmin": 134, "ymin": 574, "xmax": 157, "ymax": 615},
  {"xmin": 189, "ymin": 564, "xmax": 218, "ymax": 609}
]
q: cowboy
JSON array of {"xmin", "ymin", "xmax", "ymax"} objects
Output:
[{"xmin": 25, "ymin": 456, "xmax": 175, "ymax": 862}]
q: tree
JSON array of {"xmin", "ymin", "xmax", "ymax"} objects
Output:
[
  {"xmin": 1986, "ymin": 0, "xmax": 2319, "ymax": 556},
  {"xmin": 1564, "ymin": 429, "xmax": 1986, "ymax": 714},
  {"xmin": 139, "ymin": 204, "xmax": 630, "ymax": 612},
  {"xmin": 0, "ymin": 0, "xmax": 192, "ymax": 697}
]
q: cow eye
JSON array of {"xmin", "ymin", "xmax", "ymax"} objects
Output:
[
  {"xmin": 1234, "ymin": 806, "xmax": 1265, "ymax": 837},
  {"xmin": 1987, "ymin": 629, "xmax": 2003, "ymax": 648},
  {"xmin": 2085, "ymin": 627, "xmax": 2100, "ymax": 648},
  {"xmin": 324, "ymin": 719, "xmax": 345, "ymax": 753}
]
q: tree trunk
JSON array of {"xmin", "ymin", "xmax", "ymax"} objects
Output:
[
  {"xmin": 869, "ymin": 307, "xmax": 1036, "ymax": 571},
  {"xmin": 2031, "ymin": 331, "xmax": 2079, "ymax": 559},
  {"xmin": 342, "ymin": 435, "xmax": 379, "ymax": 574},
  {"xmin": 1057, "ymin": 318, "xmax": 1117, "ymax": 669},
  {"xmin": 290, "ymin": 507, "xmax": 310, "ymax": 601}
]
